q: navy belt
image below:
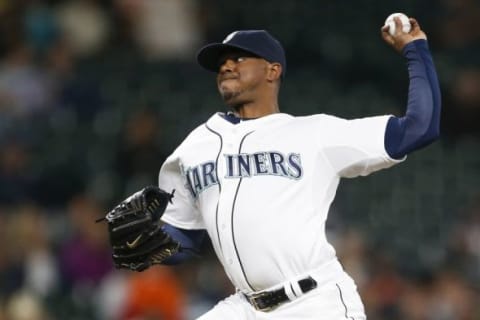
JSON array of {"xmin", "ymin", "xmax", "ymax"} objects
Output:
[{"xmin": 244, "ymin": 276, "xmax": 317, "ymax": 312}]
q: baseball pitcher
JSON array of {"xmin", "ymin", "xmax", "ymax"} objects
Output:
[{"xmin": 99, "ymin": 15, "xmax": 440, "ymax": 319}]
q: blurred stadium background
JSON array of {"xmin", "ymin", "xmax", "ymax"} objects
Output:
[{"xmin": 0, "ymin": 0, "xmax": 479, "ymax": 319}]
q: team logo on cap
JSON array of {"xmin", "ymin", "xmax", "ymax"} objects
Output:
[{"xmin": 222, "ymin": 31, "xmax": 238, "ymax": 44}]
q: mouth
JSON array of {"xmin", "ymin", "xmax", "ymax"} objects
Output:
[{"xmin": 218, "ymin": 74, "xmax": 239, "ymax": 83}]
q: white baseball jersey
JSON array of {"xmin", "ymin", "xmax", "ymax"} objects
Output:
[{"xmin": 159, "ymin": 112, "xmax": 403, "ymax": 294}]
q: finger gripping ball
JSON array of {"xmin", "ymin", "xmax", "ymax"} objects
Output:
[{"xmin": 385, "ymin": 13, "xmax": 411, "ymax": 36}]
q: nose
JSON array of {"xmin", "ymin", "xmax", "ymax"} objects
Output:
[{"xmin": 219, "ymin": 58, "xmax": 235, "ymax": 73}]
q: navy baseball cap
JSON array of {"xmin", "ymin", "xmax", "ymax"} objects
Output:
[{"xmin": 196, "ymin": 30, "xmax": 286, "ymax": 77}]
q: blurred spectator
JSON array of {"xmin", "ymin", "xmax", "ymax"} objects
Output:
[
  {"xmin": 431, "ymin": 0, "xmax": 480, "ymax": 136},
  {"xmin": 96, "ymin": 270, "xmax": 129, "ymax": 320},
  {"xmin": 113, "ymin": 0, "xmax": 202, "ymax": 60},
  {"xmin": 449, "ymin": 195, "xmax": 480, "ymax": 283},
  {"xmin": 0, "ymin": 41, "xmax": 56, "ymax": 117},
  {"xmin": 441, "ymin": 68, "xmax": 480, "ymax": 136},
  {"xmin": 451, "ymin": 69, "xmax": 480, "ymax": 109},
  {"xmin": 24, "ymin": 1, "xmax": 59, "ymax": 57},
  {"xmin": 58, "ymin": 194, "xmax": 113, "ymax": 289},
  {"xmin": 183, "ymin": 258, "xmax": 234, "ymax": 319},
  {"xmin": 0, "ymin": 204, "xmax": 57, "ymax": 319},
  {"xmin": 0, "ymin": 209, "xmax": 25, "ymax": 300},
  {"xmin": 121, "ymin": 267, "xmax": 186, "ymax": 320},
  {"xmin": 0, "ymin": 140, "xmax": 34, "ymax": 204},
  {"xmin": 11, "ymin": 205, "xmax": 59, "ymax": 298},
  {"xmin": 428, "ymin": 270, "xmax": 477, "ymax": 320},
  {"xmin": 4, "ymin": 290, "xmax": 49, "ymax": 320},
  {"xmin": 53, "ymin": 194, "xmax": 114, "ymax": 318},
  {"xmin": 51, "ymin": 45, "xmax": 104, "ymax": 122},
  {"xmin": 55, "ymin": 0, "xmax": 111, "ymax": 58},
  {"xmin": 115, "ymin": 108, "xmax": 168, "ymax": 196},
  {"xmin": 0, "ymin": 2, "xmax": 24, "ymax": 58},
  {"xmin": 362, "ymin": 254, "xmax": 404, "ymax": 320},
  {"xmin": 436, "ymin": 0, "xmax": 480, "ymax": 49},
  {"xmin": 398, "ymin": 277, "xmax": 433, "ymax": 320},
  {"xmin": 335, "ymin": 228, "xmax": 369, "ymax": 289},
  {"xmin": 0, "ymin": 2, "xmax": 60, "ymax": 116}
]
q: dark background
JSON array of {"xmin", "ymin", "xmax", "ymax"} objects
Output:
[{"xmin": 0, "ymin": 0, "xmax": 479, "ymax": 319}]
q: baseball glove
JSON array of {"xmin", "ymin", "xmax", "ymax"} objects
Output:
[{"xmin": 96, "ymin": 186, "xmax": 180, "ymax": 272}]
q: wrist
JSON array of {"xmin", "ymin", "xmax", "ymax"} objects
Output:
[{"xmin": 402, "ymin": 39, "xmax": 429, "ymax": 56}]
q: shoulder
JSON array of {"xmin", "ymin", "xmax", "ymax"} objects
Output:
[
  {"xmin": 294, "ymin": 113, "xmax": 342, "ymax": 122},
  {"xmin": 296, "ymin": 113, "xmax": 391, "ymax": 127},
  {"xmin": 289, "ymin": 113, "xmax": 348, "ymax": 129},
  {"xmin": 284, "ymin": 114, "xmax": 392, "ymax": 143}
]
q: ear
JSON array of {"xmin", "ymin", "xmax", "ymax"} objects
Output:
[{"xmin": 266, "ymin": 63, "xmax": 282, "ymax": 82}]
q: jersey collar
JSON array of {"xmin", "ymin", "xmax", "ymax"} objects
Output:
[{"xmin": 206, "ymin": 112, "xmax": 293, "ymax": 134}]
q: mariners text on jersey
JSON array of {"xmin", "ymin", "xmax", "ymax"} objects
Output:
[{"xmin": 183, "ymin": 151, "xmax": 303, "ymax": 197}]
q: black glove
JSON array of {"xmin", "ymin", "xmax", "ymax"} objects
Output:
[{"xmin": 97, "ymin": 186, "xmax": 180, "ymax": 271}]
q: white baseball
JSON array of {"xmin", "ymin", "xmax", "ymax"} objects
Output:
[{"xmin": 385, "ymin": 13, "xmax": 411, "ymax": 36}]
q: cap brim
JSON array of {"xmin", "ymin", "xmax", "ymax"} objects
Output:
[{"xmin": 196, "ymin": 43, "xmax": 259, "ymax": 73}]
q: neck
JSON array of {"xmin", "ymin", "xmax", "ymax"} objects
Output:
[
  {"xmin": 230, "ymin": 88, "xmax": 280, "ymax": 118},
  {"xmin": 233, "ymin": 101, "xmax": 280, "ymax": 118}
]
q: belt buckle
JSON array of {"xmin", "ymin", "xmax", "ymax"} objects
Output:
[{"xmin": 249, "ymin": 292, "xmax": 276, "ymax": 312}]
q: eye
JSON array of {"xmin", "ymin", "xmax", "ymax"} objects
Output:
[{"xmin": 217, "ymin": 54, "xmax": 249, "ymax": 69}]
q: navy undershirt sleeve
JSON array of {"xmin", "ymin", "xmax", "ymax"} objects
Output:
[
  {"xmin": 161, "ymin": 223, "xmax": 207, "ymax": 265},
  {"xmin": 384, "ymin": 39, "xmax": 441, "ymax": 159}
]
